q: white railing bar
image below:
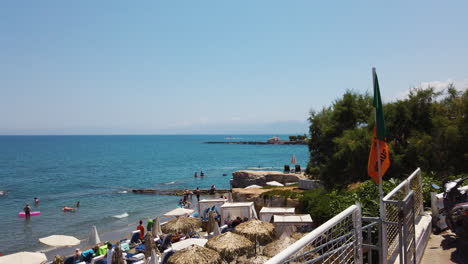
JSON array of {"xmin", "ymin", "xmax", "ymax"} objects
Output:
[
  {"xmin": 265, "ymin": 204, "xmax": 358, "ymax": 264},
  {"xmin": 383, "ymin": 168, "xmax": 420, "ymax": 200}
]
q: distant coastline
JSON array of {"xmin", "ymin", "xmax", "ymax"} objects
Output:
[{"xmin": 205, "ymin": 141, "xmax": 306, "ymax": 145}]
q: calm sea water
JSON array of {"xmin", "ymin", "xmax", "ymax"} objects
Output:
[{"xmin": 0, "ymin": 135, "xmax": 308, "ymax": 254}]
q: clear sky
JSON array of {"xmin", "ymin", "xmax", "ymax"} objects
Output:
[{"xmin": 1, "ymin": 1, "xmax": 467, "ymax": 135}]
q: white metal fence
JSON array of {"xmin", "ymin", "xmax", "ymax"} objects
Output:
[
  {"xmin": 265, "ymin": 204, "xmax": 363, "ymax": 264},
  {"xmin": 382, "ymin": 168, "xmax": 423, "ymax": 264}
]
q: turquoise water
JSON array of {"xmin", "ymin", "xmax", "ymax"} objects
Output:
[{"xmin": 0, "ymin": 135, "xmax": 308, "ymax": 254}]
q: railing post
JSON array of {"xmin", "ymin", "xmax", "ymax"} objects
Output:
[{"xmin": 353, "ymin": 203, "xmax": 363, "ymax": 264}]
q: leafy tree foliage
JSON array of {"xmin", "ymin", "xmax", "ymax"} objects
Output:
[{"xmin": 306, "ymin": 86, "xmax": 468, "ymax": 189}]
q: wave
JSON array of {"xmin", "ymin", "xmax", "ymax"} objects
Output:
[
  {"xmin": 0, "ymin": 190, "xmax": 6, "ymax": 196},
  {"xmin": 113, "ymin": 212, "xmax": 129, "ymax": 219},
  {"xmin": 117, "ymin": 190, "xmax": 128, "ymax": 194},
  {"xmin": 163, "ymin": 181, "xmax": 176, "ymax": 185}
]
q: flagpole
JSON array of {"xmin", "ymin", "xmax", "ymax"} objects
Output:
[{"xmin": 373, "ymin": 67, "xmax": 387, "ymax": 263}]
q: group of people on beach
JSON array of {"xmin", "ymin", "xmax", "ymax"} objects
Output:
[{"xmin": 178, "ymin": 185, "xmax": 218, "ymax": 208}]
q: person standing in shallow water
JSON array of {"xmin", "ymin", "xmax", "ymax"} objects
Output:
[
  {"xmin": 195, "ymin": 187, "xmax": 201, "ymax": 201},
  {"xmin": 24, "ymin": 204, "xmax": 31, "ymax": 217},
  {"xmin": 34, "ymin": 197, "xmax": 39, "ymax": 205}
]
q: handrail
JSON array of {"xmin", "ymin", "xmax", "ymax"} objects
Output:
[
  {"xmin": 265, "ymin": 204, "xmax": 358, "ymax": 264},
  {"xmin": 383, "ymin": 167, "xmax": 420, "ymax": 200}
]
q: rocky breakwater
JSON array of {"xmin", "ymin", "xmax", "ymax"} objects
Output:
[{"xmin": 231, "ymin": 170, "xmax": 307, "ymax": 188}]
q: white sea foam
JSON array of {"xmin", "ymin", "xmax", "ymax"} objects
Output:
[
  {"xmin": 117, "ymin": 190, "xmax": 128, "ymax": 194},
  {"xmin": 163, "ymin": 181, "xmax": 176, "ymax": 185},
  {"xmin": 0, "ymin": 191, "xmax": 5, "ymax": 196},
  {"xmin": 113, "ymin": 212, "xmax": 129, "ymax": 218}
]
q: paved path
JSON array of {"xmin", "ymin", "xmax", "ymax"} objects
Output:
[{"xmin": 421, "ymin": 231, "xmax": 468, "ymax": 264}]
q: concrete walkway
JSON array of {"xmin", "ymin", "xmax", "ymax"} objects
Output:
[{"xmin": 421, "ymin": 231, "xmax": 468, "ymax": 264}]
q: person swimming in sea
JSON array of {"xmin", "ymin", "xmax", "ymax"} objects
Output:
[
  {"xmin": 34, "ymin": 197, "xmax": 39, "ymax": 205},
  {"xmin": 63, "ymin": 206, "xmax": 76, "ymax": 212},
  {"xmin": 194, "ymin": 172, "xmax": 198, "ymax": 178}
]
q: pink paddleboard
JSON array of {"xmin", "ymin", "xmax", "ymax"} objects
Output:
[{"xmin": 18, "ymin": 211, "xmax": 41, "ymax": 217}]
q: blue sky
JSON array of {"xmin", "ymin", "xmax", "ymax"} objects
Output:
[{"xmin": 1, "ymin": 1, "xmax": 467, "ymax": 135}]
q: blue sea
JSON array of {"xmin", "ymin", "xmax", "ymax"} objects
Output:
[{"xmin": 0, "ymin": 135, "xmax": 308, "ymax": 255}]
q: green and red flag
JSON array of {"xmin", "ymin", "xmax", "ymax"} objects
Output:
[{"xmin": 368, "ymin": 68, "xmax": 390, "ymax": 183}]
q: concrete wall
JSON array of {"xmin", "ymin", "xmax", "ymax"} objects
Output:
[{"xmin": 298, "ymin": 179, "xmax": 322, "ymax": 190}]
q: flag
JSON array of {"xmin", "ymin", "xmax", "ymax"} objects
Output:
[{"xmin": 368, "ymin": 69, "xmax": 390, "ymax": 183}]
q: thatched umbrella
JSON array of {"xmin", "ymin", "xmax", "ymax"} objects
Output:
[
  {"xmin": 144, "ymin": 232, "xmax": 160, "ymax": 259},
  {"xmin": 205, "ymin": 232, "xmax": 254, "ymax": 262},
  {"xmin": 237, "ymin": 255, "xmax": 270, "ymax": 264},
  {"xmin": 111, "ymin": 242, "xmax": 126, "ymax": 264},
  {"xmin": 52, "ymin": 256, "xmax": 64, "ymax": 264},
  {"xmin": 167, "ymin": 245, "xmax": 221, "ymax": 264},
  {"xmin": 162, "ymin": 216, "xmax": 201, "ymax": 234},
  {"xmin": 152, "ymin": 217, "xmax": 163, "ymax": 237},
  {"xmin": 206, "ymin": 211, "xmax": 215, "ymax": 234},
  {"xmin": 234, "ymin": 219, "xmax": 275, "ymax": 245},
  {"xmin": 263, "ymin": 236, "xmax": 297, "ymax": 257}
]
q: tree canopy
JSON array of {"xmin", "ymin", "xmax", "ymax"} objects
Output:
[{"xmin": 306, "ymin": 86, "xmax": 468, "ymax": 189}]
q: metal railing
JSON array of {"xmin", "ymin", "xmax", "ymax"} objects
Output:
[
  {"xmin": 265, "ymin": 204, "xmax": 363, "ymax": 264},
  {"xmin": 383, "ymin": 168, "xmax": 422, "ymax": 264}
]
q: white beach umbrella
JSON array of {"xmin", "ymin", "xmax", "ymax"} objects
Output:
[
  {"xmin": 266, "ymin": 181, "xmax": 284, "ymax": 187},
  {"xmin": 147, "ymin": 249, "xmax": 160, "ymax": 264},
  {"xmin": 0, "ymin": 251, "xmax": 47, "ymax": 264},
  {"xmin": 213, "ymin": 221, "xmax": 221, "ymax": 236},
  {"xmin": 39, "ymin": 235, "xmax": 80, "ymax": 247},
  {"xmin": 244, "ymin": 185, "xmax": 262, "ymax": 189},
  {"xmin": 152, "ymin": 217, "xmax": 163, "ymax": 237},
  {"xmin": 88, "ymin": 225, "xmax": 101, "ymax": 245},
  {"xmin": 163, "ymin": 208, "xmax": 194, "ymax": 217}
]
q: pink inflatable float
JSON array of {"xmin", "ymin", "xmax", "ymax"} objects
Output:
[{"xmin": 18, "ymin": 211, "xmax": 41, "ymax": 217}]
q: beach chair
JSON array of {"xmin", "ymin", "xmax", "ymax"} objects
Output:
[
  {"xmin": 220, "ymin": 224, "xmax": 228, "ymax": 233},
  {"xmin": 161, "ymin": 249, "xmax": 174, "ymax": 264},
  {"xmin": 295, "ymin": 164, "xmax": 301, "ymax": 173},
  {"xmin": 130, "ymin": 230, "xmax": 141, "ymax": 246},
  {"xmin": 125, "ymin": 252, "xmax": 145, "ymax": 263},
  {"xmin": 284, "ymin": 165, "xmax": 290, "ymax": 173},
  {"xmin": 157, "ymin": 234, "xmax": 172, "ymax": 252},
  {"xmin": 89, "ymin": 255, "xmax": 104, "ymax": 264}
]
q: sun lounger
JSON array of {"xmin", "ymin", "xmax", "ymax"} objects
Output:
[
  {"xmin": 157, "ymin": 234, "xmax": 172, "ymax": 252},
  {"xmin": 89, "ymin": 255, "xmax": 104, "ymax": 264},
  {"xmin": 125, "ymin": 252, "xmax": 145, "ymax": 262},
  {"xmin": 295, "ymin": 164, "xmax": 301, "ymax": 173},
  {"xmin": 284, "ymin": 165, "xmax": 291, "ymax": 173},
  {"xmin": 161, "ymin": 249, "xmax": 174, "ymax": 264},
  {"xmin": 130, "ymin": 230, "xmax": 141, "ymax": 245}
]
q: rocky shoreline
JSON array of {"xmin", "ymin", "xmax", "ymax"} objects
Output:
[{"xmin": 205, "ymin": 141, "xmax": 306, "ymax": 145}]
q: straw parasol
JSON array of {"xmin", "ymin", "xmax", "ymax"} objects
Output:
[
  {"xmin": 237, "ymin": 255, "xmax": 270, "ymax": 264},
  {"xmin": 39, "ymin": 235, "xmax": 80, "ymax": 247},
  {"xmin": 263, "ymin": 236, "xmax": 297, "ymax": 257},
  {"xmin": 144, "ymin": 232, "xmax": 160, "ymax": 258},
  {"xmin": 162, "ymin": 216, "xmax": 201, "ymax": 234},
  {"xmin": 163, "ymin": 208, "xmax": 194, "ymax": 217},
  {"xmin": 206, "ymin": 211, "xmax": 215, "ymax": 234},
  {"xmin": 88, "ymin": 225, "xmax": 101, "ymax": 245},
  {"xmin": 152, "ymin": 217, "xmax": 163, "ymax": 237},
  {"xmin": 205, "ymin": 232, "xmax": 254, "ymax": 262},
  {"xmin": 52, "ymin": 256, "xmax": 64, "ymax": 264},
  {"xmin": 0, "ymin": 251, "xmax": 47, "ymax": 264},
  {"xmin": 167, "ymin": 245, "xmax": 221, "ymax": 264},
  {"xmin": 111, "ymin": 242, "xmax": 126, "ymax": 264},
  {"xmin": 234, "ymin": 219, "xmax": 275, "ymax": 245}
]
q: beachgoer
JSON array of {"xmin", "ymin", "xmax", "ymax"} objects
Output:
[
  {"xmin": 194, "ymin": 172, "xmax": 198, "ymax": 178},
  {"xmin": 200, "ymin": 171, "xmax": 204, "ymax": 177},
  {"xmin": 183, "ymin": 189, "xmax": 189, "ymax": 203},
  {"xmin": 243, "ymin": 217, "xmax": 248, "ymax": 222},
  {"xmin": 147, "ymin": 219, "xmax": 154, "ymax": 232},
  {"xmin": 104, "ymin": 242, "xmax": 113, "ymax": 264},
  {"xmin": 76, "ymin": 201, "xmax": 80, "ymax": 207},
  {"xmin": 24, "ymin": 204, "xmax": 31, "ymax": 217},
  {"xmin": 80, "ymin": 248, "xmax": 95, "ymax": 263},
  {"xmin": 209, "ymin": 184, "xmax": 216, "ymax": 195},
  {"xmin": 137, "ymin": 220, "xmax": 145, "ymax": 240},
  {"xmin": 195, "ymin": 187, "xmax": 201, "ymax": 201},
  {"xmin": 178, "ymin": 199, "xmax": 185, "ymax": 208},
  {"xmin": 34, "ymin": 197, "xmax": 39, "ymax": 204},
  {"xmin": 63, "ymin": 206, "xmax": 75, "ymax": 212},
  {"xmin": 73, "ymin": 249, "xmax": 81, "ymax": 263},
  {"xmin": 232, "ymin": 217, "xmax": 242, "ymax": 228}
]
